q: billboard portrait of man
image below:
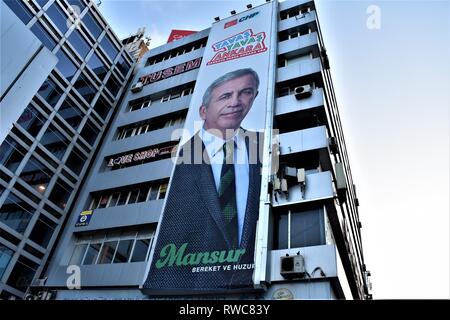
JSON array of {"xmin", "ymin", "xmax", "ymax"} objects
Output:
[
  {"xmin": 145, "ymin": 68, "xmax": 264, "ymax": 294},
  {"xmin": 143, "ymin": 1, "xmax": 275, "ymax": 295}
]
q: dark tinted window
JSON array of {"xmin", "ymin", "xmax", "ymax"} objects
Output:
[
  {"xmin": 87, "ymin": 52, "xmax": 107, "ymax": 80},
  {"xmin": 57, "ymin": 97, "xmax": 84, "ymax": 129},
  {"xmin": 17, "ymin": 104, "xmax": 47, "ymax": 136},
  {"xmin": 290, "ymin": 209, "xmax": 325, "ymax": 248},
  {"xmin": 274, "ymin": 213, "xmax": 288, "ymax": 249},
  {"xmin": 29, "ymin": 214, "xmax": 56, "ymax": 248},
  {"xmin": 0, "ymin": 193, "xmax": 34, "ymax": 234},
  {"xmin": 97, "ymin": 241, "xmax": 117, "ymax": 264},
  {"xmin": 6, "ymin": 256, "xmax": 38, "ymax": 292},
  {"xmin": 35, "ymin": 0, "xmax": 48, "ymax": 8},
  {"xmin": 67, "ymin": 0, "xmax": 86, "ymax": 11},
  {"xmin": 80, "ymin": 120, "xmax": 99, "ymax": 145},
  {"xmin": 116, "ymin": 55, "xmax": 131, "ymax": 77},
  {"xmin": 55, "ymin": 50, "xmax": 78, "ymax": 81},
  {"xmin": 66, "ymin": 148, "xmax": 86, "ymax": 174},
  {"xmin": 48, "ymin": 178, "xmax": 73, "ymax": 209},
  {"xmin": 3, "ymin": 0, "xmax": 33, "ymax": 24},
  {"xmin": 0, "ymin": 137, "xmax": 26, "ymax": 173},
  {"xmin": 40, "ymin": 125, "xmax": 70, "ymax": 160},
  {"xmin": 0, "ymin": 245, "xmax": 14, "ymax": 279},
  {"xmin": 46, "ymin": 3, "xmax": 68, "ymax": 34},
  {"xmin": 38, "ymin": 78, "xmax": 63, "ymax": 107},
  {"xmin": 19, "ymin": 156, "xmax": 53, "ymax": 194},
  {"xmin": 30, "ymin": 21, "xmax": 57, "ymax": 51},
  {"xmin": 82, "ymin": 243, "xmax": 101, "ymax": 265},
  {"xmin": 82, "ymin": 11, "xmax": 102, "ymax": 39},
  {"xmin": 106, "ymin": 75, "xmax": 120, "ymax": 97},
  {"xmin": 74, "ymin": 73, "xmax": 96, "ymax": 103},
  {"xmin": 68, "ymin": 29, "xmax": 90, "ymax": 58},
  {"xmin": 93, "ymin": 96, "xmax": 111, "ymax": 120},
  {"xmin": 130, "ymin": 238, "xmax": 150, "ymax": 262},
  {"xmin": 100, "ymin": 35, "xmax": 119, "ymax": 62},
  {"xmin": 113, "ymin": 239, "xmax": 133, "ymax": 263}
]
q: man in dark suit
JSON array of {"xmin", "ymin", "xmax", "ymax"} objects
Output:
[{"xmin": 144, "ymin": 68, "xmax": 264, "ymax": 294}]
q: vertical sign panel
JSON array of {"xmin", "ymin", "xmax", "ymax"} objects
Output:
[{"xmin": 143, "ymin": 2, "xmax": 275, "ymax": 294}]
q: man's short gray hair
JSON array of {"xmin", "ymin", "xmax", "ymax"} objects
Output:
[{"xmin": 202, "ymin": 68, "xmax": 260, "ymax": 107}]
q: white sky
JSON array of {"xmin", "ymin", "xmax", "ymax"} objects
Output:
[{"xmin": 99, "ymin": 0, "xmax": 450, "ymax": 299}]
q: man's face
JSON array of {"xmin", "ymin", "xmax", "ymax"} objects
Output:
[{"xmin": 200, "ymin": 74, "xmax": 258, "ymax": 134}]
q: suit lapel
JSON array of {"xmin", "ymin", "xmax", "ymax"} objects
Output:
[
  {"xmin": 240, "ymin": 133, "xmax": 261, "ymax": 250},
  {"xmin": 192, "ymin": 133, "xmax": 234, "ymax": 248}
]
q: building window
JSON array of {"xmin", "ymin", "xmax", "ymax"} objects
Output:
[
  {"xmin": 19, "ymin": 156, "xmax": 53, "ymax": 195},
  {"xmin": 35, "ymin": 0, "xmax": 48, "ymax": 8},
  {"xmin": 55, "ymin": 49, "xmax": 78, "ymax": 81},
  {"xmin": 66, "ymin": 148, "xmax": 87, "ymax": 175},
  {"xmin": 130, "ymin": 238, "xmax": 151, "ymax": 262},
  {"xmin": 68, "ymin": 29, "xmax": 91, "ymax": 58},
  {"xmin": 29, "ymin": 214, "xmax": 57, "ymax": 248},
  {"xmin": 69, "ymin": 228, "xmax": 155, "ymax": 266},
  {"xmin": 69, "ymin": 243, "xmax": 87, "ymax": 265},
  {"xmin": 105, "ymin": 74, "xmax": 121, "ymax": 97},
  {"xmin": 57, "ymin": 97, "xmax": 84, "ymax": 130},
  {"xmin": 4, "ymin": 0, "xmax": 33, "ymax": 24},
  {"xmin": 37, "ymin": 78, "xmax": 63, "ymax": 107},
  {"xmin": 30, "ymin": 21, "xmax": 57, "ymax": 50},
  {"xmin": 48, "ymin": 178, "xmax": 73, "ymax": 209},
  {"xmin": 40, "ymin": 125, "xmax": 70, "ymax": 160},
  {"xmin": 0, "ymin": 245, "xmax": 14, "ymax": 279},
  {"xmin": 66, "ymin": 0, "xmax": 86, "ymax": 11},
  {"xmin": 80, "ymin": 120, "xmax": 100, "ymax": 146},
  {"xmin": 0, "ymin": 137, "xmax": 27, "ymax": 173},
  {"xmin": 88, "ymin": 52, "xmax": 108, "ymax": 81},
  {"xmin": 82, "ymin": 242, "xmax": 101, "ymax": 265},
  {"xmin": 82, "ymin": 11, "xmax": 102, "ymax": 39},
  {"xmin": 158, "ymin": 183, "xmax": 168, "ymax": 199},
  {"xmin": 273, "ymin": 208, "xmax": 325, "ymax": 249},
  {"xmin": 88, "ymin": 181, "xmax": 169, "ymax": 210},
  {"xmin": 100, "ymin": 35, "xmax": 119, "ymax": 62},
  {"xmin": 45, "ymin": 2, "xmax": 69, "ymax": 34},
  {"xmin": 116, "ymin": 55, "xmax": 131, "ymax": 77},
  {"xmin": 97, "ymin": 241, "xmax": 118, "ymax": 264},
  {"xmin": 116, "ymin": 113, "xmax": 186, "ymax": 141},
  {"xmin": 113, "ymin": 239, "xmax": 133, "ymax": 263},
  {"xmin": 93, "ymin": 96, "xmax": 111, "ymax": 120},
  {"xmin": 0, "ymin": 192, "xmax": 34, "ymax": 234},
  {"xmin": 74, "ymin": 73, "xmax": 97, "ymax": 103},
  {"xmin": 6, "ymin": 256, "xmax": 38, "ymax": 292}
]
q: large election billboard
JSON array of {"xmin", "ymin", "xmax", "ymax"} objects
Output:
[{"xmin": 143, "ymin": 2, "xmax": 275, "ymax": 294}]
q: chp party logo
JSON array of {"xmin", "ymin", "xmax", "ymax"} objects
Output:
[
  {"xmin": 207, "ymin": 29, "xmax": 267, "ymax": 65},
  {"xmin": 224, "ymin": 11, "xmax": 260, "ymax": 29}
]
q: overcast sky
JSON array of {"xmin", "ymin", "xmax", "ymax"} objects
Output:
[{"xmin": 98, "ymin": 0, "xmax": 450, "ymax": 299}]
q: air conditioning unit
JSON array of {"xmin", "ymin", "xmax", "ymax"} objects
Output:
[
  {"xmin": 294, "ymin": 84, "xmax": 312, "ymax": 100},
  {"xmin": 283, "ymin": 166, "xmax": 297, "ymax": 178},
  {"xmin": 131, "ymin": 81, "xmax": 143, "ymax": 93},
  {"xmin": 297, "ymin": 168, "xmax": 305, "ymax": 184},
  {"xmin": 281, "ymin": 178, "xmax": 288, "ymax": 193},
  {"xmin": 280, "ymin": 254, "xmax": 305, "ymax": 279}
]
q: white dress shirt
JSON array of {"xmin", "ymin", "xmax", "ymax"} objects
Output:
[{"xmin": 200, "ymin": 127, "xmax": 249, "ymax": 245}]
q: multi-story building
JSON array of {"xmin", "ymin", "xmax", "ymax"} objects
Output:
[
  {"xmin": 0, "ymin": 0, "xmax": 134, "ymax": 299},
  {"xmin": 41, "ymin": 0, "xmax": 371, "ymax": 300}
]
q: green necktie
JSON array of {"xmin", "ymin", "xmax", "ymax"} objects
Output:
[{"xmin": 218, "ymin": 141, "xmax": 238, "ymax": 247}]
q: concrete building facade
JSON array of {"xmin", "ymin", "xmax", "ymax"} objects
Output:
[
  {"xmin": 0, "ymin": 0, "xmax": 134, "ymax": 299},
  {"xmin": 1, "ymin": 0, "xmax": 371, "ymax": 300}
]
